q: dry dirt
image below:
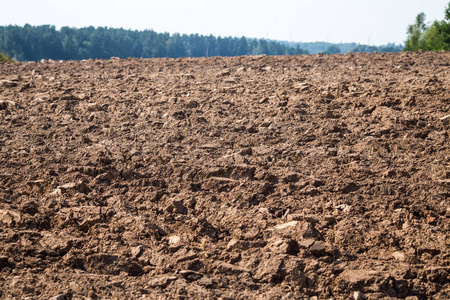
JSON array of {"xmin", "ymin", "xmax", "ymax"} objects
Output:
[{"xmin": 0, "ymin": 52, "xmax": 449, "ymax": 300}]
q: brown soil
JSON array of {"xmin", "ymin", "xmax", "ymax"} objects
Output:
[{"xmin": 0, "ymin": 52, "xmax": 449, "ymax": 300}]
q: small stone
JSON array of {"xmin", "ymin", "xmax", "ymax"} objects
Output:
[
  {"xmin": 131, "ymin": 245, "xmax": 143, "ymax": 258},
  {"xmin": 392, "ymin": 251, "xmax": 407, "ymax": 262},
  {"xmin": 259, "ymin": 97, "xmax": 269, "ymax": 104},
  {"xmin": 46, "ymin": 188, "xmax": 62, "ymax": 198},
  {"xmin": 353, "ymin": 291, "xmax": 367, "ymax": 300},
  {"xmin": 168, "ymin": 235, "xmax": 181, "ymax": 245},
  {"xmin": 298, "ymin": 238, "xmax": 316, "ymax": 249},
  {"xmin": 310, "ymin": 241, "xmax": 327, "ymax": 255},
  {"xmin": 275, "ymin": 221, "xmax": 299, "ymax": 230},
  {"xmin": 58, "ymin": 180, "xmax": 91, "ymax": 194},
  {"xmin": 49, "ymin": 295, "xmax": 65, "ymax": 300}
]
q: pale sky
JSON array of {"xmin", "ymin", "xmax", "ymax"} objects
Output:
[{"xmin": 1, "ymin": 0, "xmax": 449, "ymax": 45}]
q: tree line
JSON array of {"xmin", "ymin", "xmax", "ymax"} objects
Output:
[
  {"xmin": 284, "ymin": 41, "xmax": 402, "ymax": 55},
  {"xmin": 404, "ymin": 2, "xmax": 450, "ymax": 51},
  {"xmin": 0, "ymin": 25, "xmax": 309, "ymax": 61}
]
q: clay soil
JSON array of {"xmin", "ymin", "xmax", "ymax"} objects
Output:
[{"xmin": 0, "ymin": 52, "xmax": 449, "ymax": 299}]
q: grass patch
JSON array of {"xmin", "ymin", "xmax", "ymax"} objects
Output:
[{"xmin": 0, "ymin": 52, "xmax": 15, "ymax": 63}]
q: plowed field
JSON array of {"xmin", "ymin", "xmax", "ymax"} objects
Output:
[{"xmin": 0, "ymin": 52, "xmax": 449, "ymax": 299}]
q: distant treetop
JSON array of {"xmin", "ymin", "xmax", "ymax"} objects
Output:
[{"xmin": 404, "ymin": 2, "xmax": 450, "ymax": 51}]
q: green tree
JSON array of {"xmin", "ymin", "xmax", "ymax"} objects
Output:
[
  {"xmin": 433, "ymin": 3, "xmax": 450, "ymax": 50},
  {"xmin": 165, "ymin": 33, "xmax": 185, "ymax": 58},
  {"xmin": 237, "ymin": 36, "xmax": 248, "ymax": 56},
  {"xmin": 253, "ymin": 39, "xmax": 268, "ymax": 55},
  {"xmin": 422, "ymin": 22, "xmax": 445, "ymax": 50},
  {"xmin": 403, "ymin": 4, "xmax": 450, "ymax": 52},
  {"xmin": 404, "ymin": 12, "xmax": 427, "ymax": 51},
  {"xmin": 378, "ymin": 43, "xmax": 402, "ymax": 53},
  {"xmin": 324, "ymin": 45, "xmax": 341, "ymax": 54},
  {"xmin": 351, "ymin": 44, "xmax": 378, "ymax": 53}
]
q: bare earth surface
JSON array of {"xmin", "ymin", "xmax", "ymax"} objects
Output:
[{"xmin": 0, "ymin": 52, "xmax": 449, "ymax": 299}]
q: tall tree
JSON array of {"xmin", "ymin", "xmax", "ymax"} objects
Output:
[
  {"xmin": 404, "ymin": 12, "xmax": 427, "ymax": 51},
  {"xmin": 237, "ymin": 36, "xmax": 248, "ymax": 56},
  {"xmin": 433, "ymin": 3, "xmax": 450, "ymax": 50}
]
